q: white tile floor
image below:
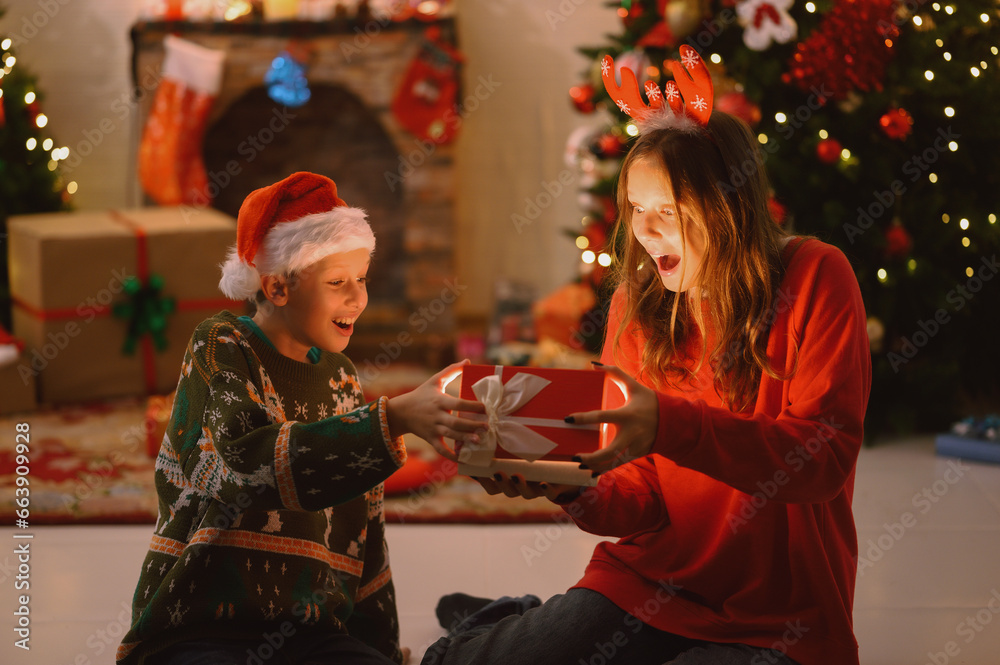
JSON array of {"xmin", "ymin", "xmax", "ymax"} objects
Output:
[{"xmin": 2, "ymin": 435, "xmax": 999, "ymax": 665}]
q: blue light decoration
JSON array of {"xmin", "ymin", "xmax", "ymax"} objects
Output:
[{"xmin": 265, "ymin": 50, "xmax": 311, "ymax": 108}]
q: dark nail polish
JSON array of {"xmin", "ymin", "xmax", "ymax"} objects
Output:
[
  {"xmin": 591, "ymin": 471, "xmax": 601, "ymax": 478},
  {"xmin": 578, "ymin": 463, "xmax": 589, "ymax": 470},
  {"xmin": 493, "ymin": 473, "xmax": 502, "ymax": 481},
  {"xmin": 564, "ymin": 416, "xmax": 576, "ymax": 424},
  {"xmin": 571, "ymin": 455, "xmax": 582, "ymax": 463},
  {"xmin": 539, "ymin": 482, "xmax": 549, "ymax": 490},
  {"xmin": 591, "ymin": 361, "xmax": 605, "ymax": 367},
  {"xmin": 512, "ymin": 476, "xmax": 520, "ymax": 485}
]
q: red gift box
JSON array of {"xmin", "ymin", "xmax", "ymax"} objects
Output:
[{"xmin": 453, "ymin": 364, "xmax": 626, "ymax": 485}]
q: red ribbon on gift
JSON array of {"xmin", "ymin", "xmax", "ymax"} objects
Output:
[{"xmin": 11, "ymin": 210, "xmax": 241, "ymax": 394}]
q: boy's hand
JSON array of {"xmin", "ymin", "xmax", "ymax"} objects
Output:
[
  {"xmin": 386, "ymin": 360, "xmax": 486, "ymax": 460},
  {"xmin": 475, "ymin": 472, "xmax": 583, "ymax": 503}
]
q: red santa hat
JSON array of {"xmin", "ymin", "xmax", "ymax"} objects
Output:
[{"xmin": 219, "ymin": 172, "xmax": 375, "ymax": 300}]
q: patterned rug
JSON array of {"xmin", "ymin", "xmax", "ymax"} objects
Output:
[{"xmin": 0, "ymin": 400, "xmax": 565, "ymax": 526}]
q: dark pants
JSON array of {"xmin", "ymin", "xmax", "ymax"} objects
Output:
[
  {"xmin": 149, "ymin": 632, "xmax": 397, "ymax": 665},
  {"xmin": 421, "ymin": 588, "xmax": 799, "ymax": 665}
]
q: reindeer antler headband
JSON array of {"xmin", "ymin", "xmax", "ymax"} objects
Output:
[{"xmin": 601, "ymin": 45, "xmax": 714, "ymax": 133}]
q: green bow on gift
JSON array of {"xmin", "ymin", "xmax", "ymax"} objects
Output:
[{"xmin": 112, "ymin": 274, "xmax": 176, "ymax": 355}]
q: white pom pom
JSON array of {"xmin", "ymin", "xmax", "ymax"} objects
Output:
[{"xmin": 218, "ymin": 246, "xmax": 261, "ymax": 301}]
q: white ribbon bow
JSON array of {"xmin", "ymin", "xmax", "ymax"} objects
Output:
[{"xmin": 458, "ymin": 371, "xmax": 558, "ymax": 467}]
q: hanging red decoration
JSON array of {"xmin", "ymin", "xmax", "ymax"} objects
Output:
[
  {"xmin": 0, "ymin": 93, "xmax": 5, "ymax": 128},
  {"xmin": 570, "ymin": 84, "xmax": 596, "ymax": 113},
  {"xmin": 768, "ymin": 195, "xmax": 787, "ymax": 225},
  {"xmin": 879, "ymin": 107, "xmax": 914, "ymax": 140},
  {"xmin": 592, "ymin": 133, "xmax": 627, "ymax": 160},
  {"xmin": 782, "ymin": 0, "xmax": 897, "ymax": 102},
  {"xmin": 716, "ymin": 91, "xmax": 761, "ymax": 127},
  {"xmin": 885, "ymin": 222, "xmax": 913, "ymax": 259},
  {"xmin": 816, "ymin": 138, "xmax": 842, "ymax": 164}
]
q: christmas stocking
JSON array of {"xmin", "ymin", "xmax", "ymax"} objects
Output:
[
  {"xmin": 391, "ymin": 27, "xmax": 463, "ymax": 144},
  {"xmin": 139, "ymin": 36, "xmax": 225, "ymax": 206}
]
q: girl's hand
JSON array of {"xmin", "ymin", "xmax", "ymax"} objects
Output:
[
  {"xmin": 386, "ymin": 360, "xmax": 486, "ymax": 460},
  {"xmin": 474, "ymin": 472, "xmax": 583, "ymax": 503},
  {"xmin": 567, "ymin": 364, "xmax": 658, "ymax": 474}
]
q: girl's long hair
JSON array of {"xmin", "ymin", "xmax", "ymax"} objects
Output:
[{"xmin": 609, "ymin": 110, "xmax": 790, "ymax": 412}]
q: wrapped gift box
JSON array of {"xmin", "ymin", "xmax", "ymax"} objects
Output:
[
  {"xmin": 454, "ymin": 364, "xmax": 627, "ymax": 486},
  {"xmin": 8, "ymin": 207, "xmax": 240, "ymax": 404},
  {"xmin": 1, "ymin": 355, "xmax": 37, "ymax": 415}
]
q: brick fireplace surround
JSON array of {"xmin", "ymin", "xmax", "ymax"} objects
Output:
[{"xmin": 130, "ymin": 17, "xmax": 459, "ymax": 371}]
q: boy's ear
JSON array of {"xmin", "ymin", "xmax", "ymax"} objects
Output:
[{"xmin": 259, "ymin": 274, "xmax": 289, "ymax": 306}]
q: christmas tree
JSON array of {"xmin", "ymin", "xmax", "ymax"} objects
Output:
[
  {"xmin": 566, "ymin": 0, "xmax": 1000, "ymax": 437},
  {"xmin": 0, "ymin": 4, "xmax": 73, "ymax": 328}
]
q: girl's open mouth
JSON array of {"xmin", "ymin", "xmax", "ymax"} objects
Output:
[{"xmin": 657, "ymin": 255, "xmax": 681, "ymax": 273}]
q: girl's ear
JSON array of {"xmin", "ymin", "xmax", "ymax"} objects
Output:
[{"xmin": 259, "ymin": 274, "xmax": 289, "ymax": 307}]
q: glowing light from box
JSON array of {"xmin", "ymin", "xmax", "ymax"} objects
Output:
[
  {"xmin": 877, "ymin": 268, "xmax": 888, "ymax": 282},
  {"xmin": 42, "ymin": 138, "xmax": 53, "ymax": 151},
  {"xmin": 24, "ymin": 91, "xmax": 35, "ymax": 104},
  {"xmin": 67, "ymin": 181, "xmax": 78, "ymax": 194},
  {"xmin": 35, "ymin": 113, "xmax": 48, "ymax": 128},
  {"xmin": 582, "ymin": 250, "xmax": 596, "ymax": 264},
  {"xmin": 597, "ymin": 253, "xmax": 612, "ymax": 267},
  {"xmin": 959, "ymin": 218, "xmax": 969, "ymax": 230},
  {"xmin": 26, "ymin": 138, "xmax": 36, "ymax": 150},
  {"xmin": 1, "ymin": 38, "xmax": 10, "ymax": 50}
]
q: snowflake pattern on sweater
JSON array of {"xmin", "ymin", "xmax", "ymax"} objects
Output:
[{"xmin": 117, "ymin": 311, "xmax": 407, "ymax": 664}]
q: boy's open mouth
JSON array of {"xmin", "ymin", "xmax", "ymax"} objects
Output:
[{"xmin": 333, "ymin": 317, "xmax": 355, "ymax": 330}]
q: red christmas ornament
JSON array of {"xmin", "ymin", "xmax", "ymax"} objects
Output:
[
  {"xmin": 570, "ymin": 84, "xmax": 596, "ymax": 113},
  {"xmin": 816, "ymin": 138, "xmax": 842, "ymax": 164},
  {"xmin": 768, "ymin": 195, "xmax": 787, "ymax": 225},
  {"xmin": 716, "ymin": 91, "xmax": 761, "ymax": 127},
  {"xmin": 783, "ymin": 0, "xmax": 897, "ymax": 101},
  {"xmin": 0, "ymin": 94, "xmax": 5, "ymax": 128},
  {"xmin": 593, "ymin": 133, "xmax": 627, "ymax": 159},
  {"xmin": 885, "ymin": 222, "xmax": 913, "ymax": 259},
  {"xmin": 879, "ymin": 107, "xmax": 913, "ymax": 140}
]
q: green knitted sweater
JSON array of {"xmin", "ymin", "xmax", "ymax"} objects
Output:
[{"xmin": 117, "ymin": 311, "xmax": 407, "ymax": 664}]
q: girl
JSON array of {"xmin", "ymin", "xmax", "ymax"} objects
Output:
[{"xmin": 423, "ymin": 48, "xmax": 870, "ymax": 665}]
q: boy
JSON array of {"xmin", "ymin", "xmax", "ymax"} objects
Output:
[{"xmin": 117, "ymin": 172, "xmax": 484, "ymax": 665}]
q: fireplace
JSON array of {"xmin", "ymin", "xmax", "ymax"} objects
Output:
[{"xmin": 130, "ymin": 18, "xmax": 458, "ymax": 368}]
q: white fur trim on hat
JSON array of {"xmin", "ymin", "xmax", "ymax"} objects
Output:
[{"xmin": 218, "ymin": 206, "xmax": 375, "ymax": 301}]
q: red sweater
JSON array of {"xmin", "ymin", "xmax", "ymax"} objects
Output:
[{"xmin": 569, "ymin": 238, "xmax": 870, "ymax": 665}]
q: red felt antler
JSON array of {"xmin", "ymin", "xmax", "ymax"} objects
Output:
[
  {"xmin": 664, "ymin": 45, "xmax": 714, "ymax": 126},
  {"xmin": 601, "ymin": 45, "xmax": 713, "ymax": 127}
]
